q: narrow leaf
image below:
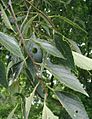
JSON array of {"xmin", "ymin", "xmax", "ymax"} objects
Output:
[
  {"xmin": 68, "ymin": 40, "xmax": 81, "ymax": 54},
  {"xmin": 7, "ymin": 104, "xmax": 18, "ymax": 119},
  {"xmin": 22, "ymin": 15, "xmax": 37, "ymax": 37},
  {"xmin": 0, "ymin": 32, "xmax": 24, "ymax": 60},
  {"xmin": 26, "ymin": 57, "xmax": 44, "ymax": 98},
  {"xmin": 0, "ymin": 4, "xmax": 13, "ymax": 30},
  {"xmin": 72, "ymin": 51, "xmax": 92, "ymax": 70},
  {"xmin": 42, "ymin": 103, "xmax": 58, "ymax": 119},
  {"xmin": 25, "ymin": 84, "xmax": 38, "ymax": 119},
  {"xmin": 33, "ymin": 38, "xmax": 65, "ymax": 59},
  {"xmin": 12, "ymin": 61, "xmax": 24, "ymax": 80},
  {"xmin": 41, "ymin": 24, "xmax": 50, "ymax": 36},
  {"xmin": 50, "ymin": 15, "xmax": 87, "ymax": 34},
  {"xmin": 45, "ymin": 61, "xmax": 88, "ymax": 96},
  {"xmin": 54, "ymin": 33, "xmax": 75, "ymax": 70},
  {"xmin": 6, "ymin": 61, "xmax": 13, "ymax": 79},
  {"xmin": 56, "ymin": 91, "xmax": 89, "ymax": 119},
  {"xmin": 8, "ymin": 80, "xmax": 19, "ymax": 95},
  {"xmin": 26, "ymin": 57, "xmax": 36, "ymax": 81},
  {"xmin": 0, "ymin": 61, "xmax": 8, "ymax": 88}
]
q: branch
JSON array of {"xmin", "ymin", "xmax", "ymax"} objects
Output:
[{"xmin": 8, "ymin": 0, "xmax": 24, "ymax": 45}]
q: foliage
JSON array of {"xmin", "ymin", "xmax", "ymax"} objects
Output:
[{"xmin": 0, "ymin": 0, "xmax": 92, "ymax": 119}]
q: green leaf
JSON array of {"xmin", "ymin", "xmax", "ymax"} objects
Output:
[
  {"xmin": 0, "ymin": 32, "xmax": 24, "ymax": 60},
  {"xmin": 41, "ymin": 24, "xmax": 50, "ymax": 36},
  {"xmin": 42, "ymin": 102, "xmax": 58, "ymax": 119},
  {"xmin": 45, "ymin": 61, "xmax": 88, "ymax": 96},
  {"xmin": 26, "ymin": 57, "xmax": 44, "ymax": 98},
  {"xmin": 72, "ymin": 51, "xmax": 92, "ymax": 70},
  {"xmin": 33, "ymin": 38, "xmax": 65, "ymax": 59},
  {"xmin": 56, "ymin": 91, "xmax": 89, "ymax": 119},
  {"xmin": 11, "ymin": 61, "xmax": 24, "ymax": 80},
  {"xmin": 0, "ymin": 4, "xmax": 13, "ymax": 30},
  {"xmin": 22, "ymin": 15, "xmax": 37, "ymax": 37},
  {"xmin": 0, "ymin": 61, "xmax": 8, "ymax": 88},
  {"xmin": 50, "ymin": 15, "xmax": 87, "ymax": 34},
  {"xmin": 25, "ymin": 84, "xmax": 38, "ymax": 119},
  {"xmin": 68, "ymin": 40, "xmax": 81, "ymax": 54},
  {"xmin": 6, "ymin": 61, "xmax": 13, "ymax": 79},
  {"xmin": 26, "ymin": 57, "xmax": 36, "ymax": 81},
  {"xmin": 54, "ymin": 33, "xmax": 75, "ymax": 70},
  {"xmin": 7, "ymin": 104, "xmax": 18, "ymax": 119},
  {"xmin": 8, "ymin": 80, "xmax": 19, "ymax": 95}
]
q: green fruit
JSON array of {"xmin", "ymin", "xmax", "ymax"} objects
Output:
[{"xmin": 27, "ymin": 41, "xmax": 43, "ymax": 63}]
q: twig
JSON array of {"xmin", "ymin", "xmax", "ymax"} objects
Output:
[
  {"xmin": 20, "ymin": 6, "xmax": 31, "ymax": 31},
  {"xmin": 25, "ymin": 0, "xmax": 55, "ymax": 28},
  {"xmin": 1, "ymin": 0, "xmax": 11, "ymax": 14},
  {"xmin": 25, "ymin": 0, "xmax": 72, "ymax": 43},
  {"xmin": 8, "ymin": 0, "xmax": 37, "ymax": 63},
  {"xmin": 8, "ymin": 0, "xmax": 24, "ymax": 45}
]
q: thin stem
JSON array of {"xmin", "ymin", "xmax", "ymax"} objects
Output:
[
  {"xmin": 20, "ymin": 6, "xmax": 31, "ymax": 31},
  {"xmin": 25, "ymin": 0, "xmax": 73, "ymax": 43},
  {"xmin": 8, "ymin": 0, "xmax": 24, "ymax": 45},
  {"xmin": 1, "ymin": 0, "xmax": 11, "ymax": 14},
  {"xmin": 25, "ymin": 0, "xmax": 55, "ymax": 28},
  {"xmin": 46, "ymin": 84, "xmax": 54, "ymax": 92}
]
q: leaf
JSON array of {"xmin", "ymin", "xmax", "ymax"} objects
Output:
[
  {"xmin": 45, "ymin": 61, "xmax": 88, "ymax": 96},
  {"xmin": 22, "ymin": 15, "xmax": 37, "ymax": 37},
  {"xmin": 54, "ymin": 33, "xmax": 75, "ymax": 70},
  {"xmin": 0, "ymin": 32, "xmax": 24, "ymax": 60},
  {"xmin": 42, "ymin": 102, "xmax": 58, "ymax": 119},
  {"xmin": 56, "ymin": 91, "xmax": 89, "ymax": 119},
  {"xmin": 50, "ymin": 15, "xmax": 87, "ymax": 34},
  {"xmin": 7, "ymin": 104, "xmax": 18, "ymax": 119},
  {"xmin": 6, "ymin": 61, "xmax": 13, "ymax": 79},
  {"xmin": 25, "ymin": 84, "xmax": 38, "ymax": 119},
  {"xmin": 26, "ymin": 57, "xmax": 37, "ymax": 81},
  {"xmin": 26, "ymin": 57, "xmax": 44, "ymax": 98},
  {"xmin": 26, "ymin": 0, "xmax": 54, "ymax": 28},
  {"xmin": 41, "ymin": 24, "xmax": 50, "ymax": 36},
  {"xmin": 68, "ymin": 39, "xmax": 81, "ymax": 54},
  {"xmin": 0, "ymin": 4, "xmax": 13, "ymax": 30},
  {"xmin": 0, "ymin": 61, "xmax": 8, "ymax": 88},
  {"xmin": 72, "ymin": 51, "xmax": 92, "ymax": 70},
  {"xmin": 32, "ymin": 38, "xmax": 65, "ymax": 59},
  {"xmin": 11, "ymin": 61, "xmax": 24, "ymax": 80},
  {"xmin": 8, "ymin": 80, "xmax": 19, "ymax": 95}
]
